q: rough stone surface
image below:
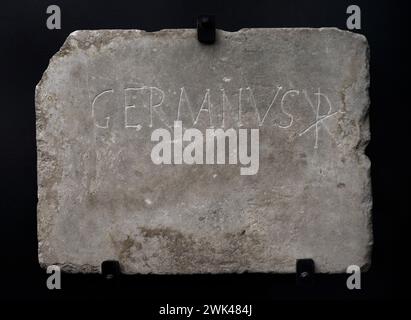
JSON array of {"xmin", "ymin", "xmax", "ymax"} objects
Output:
[{"xmin": 36, "ymin": 28, "xmax": 372, "ymax": 274}]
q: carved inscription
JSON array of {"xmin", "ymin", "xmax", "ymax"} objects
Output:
[{"xmin": 91, "ymin": 85, "xmax": 343, "ymax": 148}]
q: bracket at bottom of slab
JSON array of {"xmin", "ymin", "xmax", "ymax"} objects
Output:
[
  {"xmin": 101, "ymin": 260, "xmax": 121, "ymax": 280},
  {"xmin": 296, "ymin": 259, "xmax": 315, "ymax": 286}
]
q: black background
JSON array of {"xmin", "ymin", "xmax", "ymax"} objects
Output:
[{"xmin": 0, "ymin": 0, "xmax": 409, "ymax": 307}]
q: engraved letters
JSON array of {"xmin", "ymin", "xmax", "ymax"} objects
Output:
[{"xmin": 91, "ymin": 85, "xmax": 342, "ymax": 149}]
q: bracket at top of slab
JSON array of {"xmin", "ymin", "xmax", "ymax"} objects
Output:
[{"xmin": 197, "ymin": 15, "xmax": 216, "ymax": 44}]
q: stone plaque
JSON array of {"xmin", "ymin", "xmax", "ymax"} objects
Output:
[{"xmin": 36, "ymin": 28, "xmax": 372, "ymax": 274}]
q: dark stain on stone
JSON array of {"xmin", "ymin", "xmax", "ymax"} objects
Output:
[
  {"xmin": 110, "ymin": 234, "xmax": 142, "ymax": 262},
  {"xmin": 120, "ymin": 236, "xmax": 134, "ymax": 260},
  {"xmin": 110, "ymin": 227, "xmax": 265, "ymax": 272},
  {"xmin": 139, "ymin": 226, "xmax": 199, "ymax": 270},
  {"xmin": 140, "ymin": 227, "xmax": 189, "ymax": 243}
]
